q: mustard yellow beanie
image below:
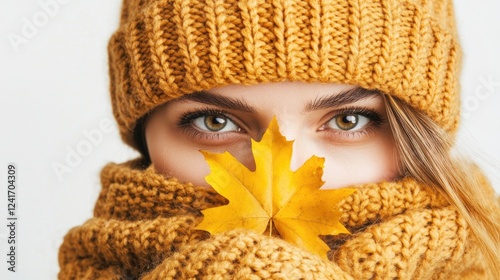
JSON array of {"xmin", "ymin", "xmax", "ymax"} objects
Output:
[{"xmin": 108, "ymin": 0, "xmax": 461, "ymax": 149}]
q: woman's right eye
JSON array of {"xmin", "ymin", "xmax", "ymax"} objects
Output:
[{"xmin": 191, "ymin": 115, "xmax": 240, "ymax": 133}]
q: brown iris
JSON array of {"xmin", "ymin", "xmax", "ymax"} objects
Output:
[
  {"xmin": 335, "ymin": 114, "xmax": 358, "ymax": 130},
  {"xmin": 204, "ymin": 115, "xmax": 228, "ymax": 131}
]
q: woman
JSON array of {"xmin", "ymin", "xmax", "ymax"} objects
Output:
[{"xmin": 58, "ymin": 0, "xmax": 500, "ymax": 279}]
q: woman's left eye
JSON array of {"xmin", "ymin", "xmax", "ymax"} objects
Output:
[
  {"xmin": 192, "ymin": 115, "xmax": 240, "ymax": 132},
  {"xmin": 325, "ymin": 114, "xmax": 370, "ymax": 131}
]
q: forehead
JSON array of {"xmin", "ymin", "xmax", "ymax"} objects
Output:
[
  {"xmin": 207, "ymin": 82, "xmax": 356, "ymax": 99},
  {"xmin": 165, "ymin": 82, "xmax": 384, "ymax": 117},
  {"xmin": 205, "ymin": 82, "xmax": 381, "ymax": 111}
]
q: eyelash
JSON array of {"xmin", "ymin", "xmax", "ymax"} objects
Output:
[
  {"xmin": 321, "ymin": 107, "xmax": 386, "ymax": 141},
  {"xmin": 177, "ymin": 108, "xmax": 241, "ymax": 141},
  {"xmin": 176, "ymin": 107, "xmax": 386, "ymax": 142}
]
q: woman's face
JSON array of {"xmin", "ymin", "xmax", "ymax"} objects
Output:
[{"xmin": 145, "ymin": 82, "xmax": 400, "ymax": 189}]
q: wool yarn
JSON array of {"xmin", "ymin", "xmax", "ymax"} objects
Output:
[
  {"xmin": 58, "ymin": 158, "xmax": 489, "ymax": 279},
  {"xmin": 108, "ymin": 0, "xmax": 461, "ymax": 149},
  {"xmin": 57, "ymin": 1, "xmax": 494, "ymax": 279}
]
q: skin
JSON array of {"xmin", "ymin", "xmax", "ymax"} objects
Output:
[{"xmin": 145, "ymin": 82, "xmax": 400, "ymax": 189}]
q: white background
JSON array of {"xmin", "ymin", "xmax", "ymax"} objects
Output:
[{"xmin": 0, "ymin": 0, "xmax": 499, "ymax": 279}]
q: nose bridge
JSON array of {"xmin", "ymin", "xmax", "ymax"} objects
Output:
[
  {"xmin": 272, "ymin": 115, "xmax": 319, "ymax": 171},
  {"xmin": 289, "ymin": 134, "xmax": 320, "ymax": 171},
  {"xmin": 290, "ymin": 139, "xmax": 302, "ymax": 171},
  {"xmin": 272, "ymin": 102, "xmax": 301, "ymax": 134}
]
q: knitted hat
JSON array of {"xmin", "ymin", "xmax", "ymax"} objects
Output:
[{"xmin": 108, "ymin": 0, "xmax": 461, "ymax": 149}]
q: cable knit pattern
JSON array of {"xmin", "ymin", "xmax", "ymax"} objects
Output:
[
  {"xmin": 108, "ymin": 0, "xmax": 462, "ymax": 149},
  {"xmin": 58, "ymin": 159, "xmax": 489, "ymax": 279}
]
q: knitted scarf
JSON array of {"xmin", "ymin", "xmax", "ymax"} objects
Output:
[{"xmin": 58, "ymin": 158, "xmax": 488, "ymax": 279}]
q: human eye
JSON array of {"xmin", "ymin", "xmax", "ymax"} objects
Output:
[
  {"xmin": 319, "ymin": 107, "xmax": 385, "ymax": 141},
  {"xmin": 326, "ymin": 113, "xmax": 369, "ymax": 131},
  {"xmin": 176, "ymin": 108, "xmax": 243, "ymax": 141}
]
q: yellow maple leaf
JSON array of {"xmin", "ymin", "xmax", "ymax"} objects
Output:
[{"xmin": 195, "ymin": 117, "xmax": 355, "ymax": 258}]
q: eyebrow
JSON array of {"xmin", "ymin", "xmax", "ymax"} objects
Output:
[
  {"xmin": 304, "ymin": 87, "xmax": 379, "ymax": 112},
  {"xmin": 177, "ymin": 91, "xmax": 256, "ymax": 113}
]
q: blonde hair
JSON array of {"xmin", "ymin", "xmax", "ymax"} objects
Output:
[{"xmin": 383, "ymin": 94, "xmax": 500, "ymax": 278}]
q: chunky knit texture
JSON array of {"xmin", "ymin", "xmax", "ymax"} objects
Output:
[
  {"xmin": 58, "ymin": 159, "xmax": 490, "ymax": 279},
  {"xmin": 58, "ymin": 1, "xmax": 492, "ymax": 278},
  {"xmin": 108, "ymin": 0, "xmax": 462, "ymax": 149}
]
